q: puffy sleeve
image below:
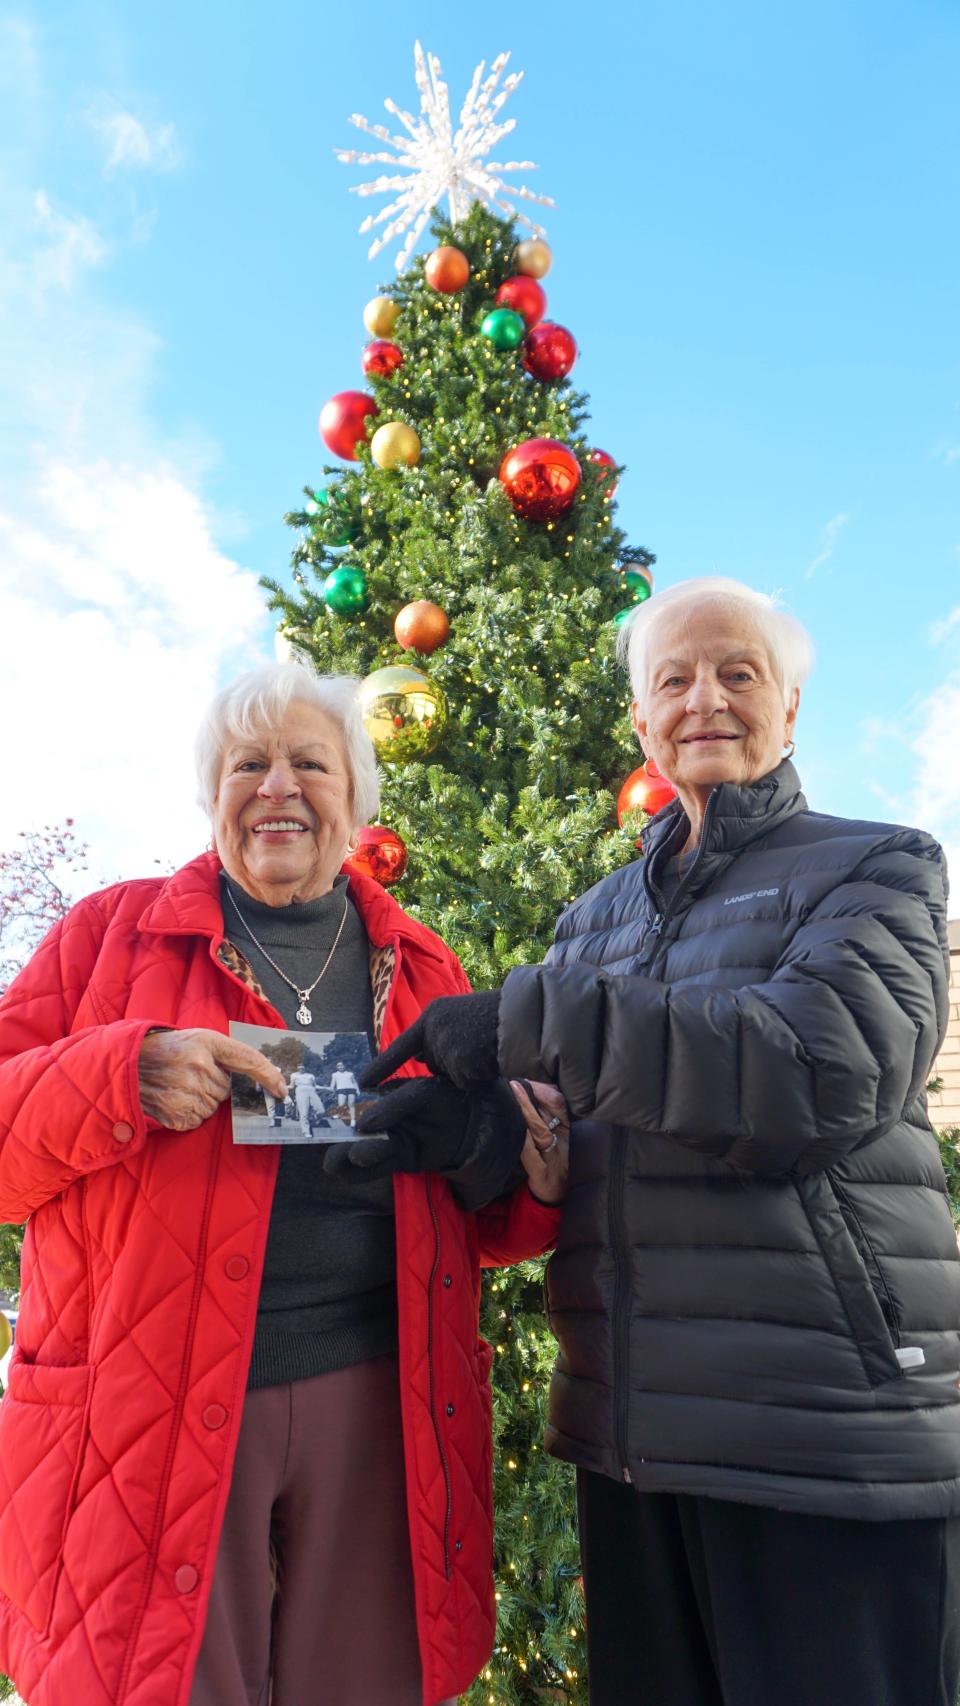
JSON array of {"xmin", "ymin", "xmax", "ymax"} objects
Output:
[
  {"xmin": 0, "ymin": 897, "xmax": 157, "ymax": 1221},
  {"xmin": 498, "ymin": 831, "xmax": 950, "ymax": 1177}
]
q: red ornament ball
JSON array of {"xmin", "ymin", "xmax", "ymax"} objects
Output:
[
  {"xmin": 495, "ymin": 275, "xmax": 547, "ymax": 328},
  {"xmin": 394, "ymin": 599, "xmax": 450, "ymax": 654},
  {"xmin": 588, "ymin": 448, "xmax": 619, "ymax": 498},
  {"xmin": 361, "ymin": 340, "xmax": 404, "ymax": 378},
  {"xmin": 521, "ymin": 322, "xmax": 578, "ymax": 382},
  {"xmin": 347, "ymin": 825, "xmax": 408, "ymax": 887},
  {"xmin": 499, "ymin": 438, "xmax": 582, "ymax": 522},
  {"xmin": 617, "ymin": 761, "xmax": 678, "ymax": 833},
  {"xmin": 425, "ymin": 245, "xmax": 470, "ymax": 293},
  {"xmin": 318, "ymin": 391, "xmax": 378, "ymax": 460}
]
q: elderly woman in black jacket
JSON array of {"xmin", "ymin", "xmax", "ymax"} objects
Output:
[{"xmin": 367, "ymin": 576, "xmax": 960, "ymax": 1706}]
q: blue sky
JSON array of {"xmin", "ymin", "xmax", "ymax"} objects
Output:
[{"xmin": 1, "ymin": 0, "xmax": 958, "ymax": 889}]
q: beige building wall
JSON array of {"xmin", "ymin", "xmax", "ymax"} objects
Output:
[{"xmin": 930, "ymin": 920, "xmax": 960, "ymax": 1131}]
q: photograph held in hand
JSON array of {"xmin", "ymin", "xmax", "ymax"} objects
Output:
[{"xmin": 228, "ymin": 1021, "xmax": 386, "ymax": 1144}]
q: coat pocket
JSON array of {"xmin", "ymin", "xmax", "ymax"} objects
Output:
[
  {"xmin": 0, "ymin": 1355, "xmax": 95, "ymax": 1635},
  {"xmin": 794, "ymin": 1175, "xmax": 902, "ymax": 1386}
]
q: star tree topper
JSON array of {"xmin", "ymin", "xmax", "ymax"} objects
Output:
[{"xmin": 336, "ymin": 42, "xmax": 554, "ymax": 271}]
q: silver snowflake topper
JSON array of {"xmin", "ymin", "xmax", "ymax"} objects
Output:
[{"xmin": 336, "ymin": 42, "xmax": 554, "ymax": 271}]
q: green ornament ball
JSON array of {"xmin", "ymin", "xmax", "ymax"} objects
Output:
[
  {"xmin": 623, "ymin": 569, "xmax": 653, "ymax": 605},
  {"xmin": 613, "ymin": 605, "xmax": 635, "ymax": 629},
  {"xmin": 481, "ymin": 307, "xmax": 526, "ymax": 351},
  {"xmin": 322, "ymin": 565, "xmax": 368, "ymax": 615}
]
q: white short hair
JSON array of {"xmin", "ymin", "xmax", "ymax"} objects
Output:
[
  {"xmin": 195, "ymin": 662, "xmax": 380, "ymax": 826},
  {"xmin": 617, "ymin": 576, "xmax": 814, "ymax": 711}
]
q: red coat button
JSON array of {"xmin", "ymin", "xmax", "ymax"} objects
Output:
[
  {"xmin": 174, "ymin": 1565, "xmax": 198, "ymax": 1594},
  {"xmin": 112, "ymin": 1121, "xmax": 135, "ymax": 1144},
  {"xmin": 225, "ymin": 1256, "xmax": 249, "ymax": 1281},
  {"xmin": 202, "ymin": 1404, "xmax": 227, "ymax": 1430}
]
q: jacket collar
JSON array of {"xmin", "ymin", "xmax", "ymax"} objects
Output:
[
  {"xmin": 137, "ymin": 849, "xmax": 449, "ymax": 961},
  {"xmin": 640, "ymin": 758, "xmax": 806, "ymax": 871}
]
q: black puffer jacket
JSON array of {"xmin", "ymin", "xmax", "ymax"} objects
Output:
[{"xmin": 499, "ymin": 761, "xmax": 959, "ymax": 1519}]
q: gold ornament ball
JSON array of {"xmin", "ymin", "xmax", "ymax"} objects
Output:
[
  {"xmin": 363, "ymin": 295, "xmax": 400, "ymax": 337},
  {"xmin": 394, "ymin": 599, "xmax": 450, "ymax": 654},
  {"xmin": 359, "ymin": 664, "xmax": 448, "ymax": 764},
  {"xmin": 370, "ymin": 421, "xmax": 421, "ymax": 469},
  {"xmin": 513, "ymin": 238, "xmax": 553, "ymax": 279}
]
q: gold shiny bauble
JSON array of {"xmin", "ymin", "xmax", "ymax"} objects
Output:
[
  {"xmin": 394, "ymin": 599, "xmax": 449, "ymax": 654},
  {"xmin": 513, "ymin": 238, "xmax": 553, "ymax": 279},
  {"xmin": 370, "ymin": 421, "xmax": 421, "ymax": 469},
  {"xmin": 363, "ymin": 295, "xmax": 400, "ymax": 337},
  {"xmin": 359, "ymin": 664, "xmax": 448, "ymax": 764}
]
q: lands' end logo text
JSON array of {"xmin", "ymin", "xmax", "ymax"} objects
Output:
[{"xmin": 723, "ymin": 888, "xmax": 780, "ymax": 906}]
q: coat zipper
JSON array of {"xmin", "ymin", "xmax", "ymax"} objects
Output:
[
  {"xmin": 608, "ymin": 1130, "xmax": 633, "ymax": 1482},
  {"xmin": 641, "ymin": 790, "xmax": 720, "ymax": 978},
  {"xmin": 831, "ymin": 1179, "xmax": 901, "ymax": 1345},
  {"xmin": 425, "ymin": 1176, "xmax": 453, "ymax": 1577}
]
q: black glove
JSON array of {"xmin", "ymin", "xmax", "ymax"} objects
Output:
[
  {"xmin": 321, "ymin": 1073, "xmax": 525, "ymax": 1212},
  {"xmin": 359, "ymin": 991, "xmax": 502, "ymax": 1091}
]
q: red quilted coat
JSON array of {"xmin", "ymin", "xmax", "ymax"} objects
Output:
[{"xmin": 0, "ymin": 852, "xmax": 559, "ymax": 1706}]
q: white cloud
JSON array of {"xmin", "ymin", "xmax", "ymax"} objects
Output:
[
  {"xmin": 0, "ymin": 459, "xmax": 267, "ymax": 879},
  {"xmin": 32, "ymin": 189, "xmax": 108, "ymax": 291},
  {"xmin": 0, "ymin": 39, "xmax": 269, "ymax": 885},
  {"xmin": 87, "ymin": 110, "xmax": 181, "ymax": 176},
  {"xmin": 804, "ymin": 512, "xmax": 849, "ymax": 580}
]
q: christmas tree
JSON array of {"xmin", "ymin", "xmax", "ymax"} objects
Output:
[{"xmin": 262, "ymin": 45, "xmax": 669, "ymax": 1703}]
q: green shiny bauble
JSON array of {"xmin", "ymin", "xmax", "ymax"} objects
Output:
[
  {"xmin": 359, "ymin": 664, "xmax": 448, "ymax": 764},
  {"xmin": 322, "ymin": 565, "xmax": 368, "ymax": 615},
  {"xmin": 613, "ymin": 605, "xmax": 636, "ymax": 629},
  {"xmin": 623, "ymin": 569, "xmax": 653, "ymax": 605},
  {"xmin": 481, "ymin": 307, "xmax": 526, "ymax": 351}
]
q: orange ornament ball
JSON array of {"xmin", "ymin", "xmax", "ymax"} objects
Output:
[
  {"xmin": 394, "ymin": 600, "xmax": 450, "ymax": 654},
  {"xmin": 347, "ymin": 824, "xmax": 408, "ymax": 887},
  {"xmin": 425, "ymin": 245, "xmax": 470, "ymax": 293},
  {"xmin": 617, "ymin": 761, "xmax": 678, "ymax": 837}
]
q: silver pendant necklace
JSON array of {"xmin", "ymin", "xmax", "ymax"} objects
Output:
[{"xmin": 225, "ymin": 886, "xmax": 350, "ymax": 1026}]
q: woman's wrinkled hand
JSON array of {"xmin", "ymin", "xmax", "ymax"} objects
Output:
[
  {"xmin": 138, "ymin": 1028, "xmax": 288, "ymax": 1132},
  {"xmin": 510, "ymin": 1079, "xmax": 570, "ymax": 1205}
]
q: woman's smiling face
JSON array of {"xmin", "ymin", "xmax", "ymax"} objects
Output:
[
  {"xmin": 632, "ymin": 604, "xmax": 799, "ymax": 816},
  {"xmin": 212, "ymin": 702, "xmax": 358, "ymax": 905}
]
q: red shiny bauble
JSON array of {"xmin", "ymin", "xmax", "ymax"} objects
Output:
[
  {"xmin": 494, "ymin": 275, "xmax": 547, "ymax": 328},
  {"xmin": 318, "ymin": 391, "xmax": 378, "ymax": 460},
  {"xmin": 347, "ymin": 825, "xmax": 408, "ymax": 887},
  {"xmin": 521, "ymin": 322, "xmax": 577, "ymax": 382},
  {"xmin": 361, "ymin": 340, "xmax": 404, "ymax": 378},
  {"xmin": 425, "ymin": 245, "xmax": 470, "ymax": 293},
  {"xmin": 499, "ymin": 438, "xmax": 582, "ymax": 522},
  {"xmin": 394, "ymin": 599, "xmax": 449, "ymax": 654},
  {"xmin": 588, "ymin": 447, "xmax": 619, "ymax": 498},
  {"xmin": 617, "ymin": 761, "xmax": 678, "ymax": 834}
]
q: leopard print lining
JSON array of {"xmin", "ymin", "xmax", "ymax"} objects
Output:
[
  {"xmin": 216, "ymin": 938, "xmax": 267, "ymax": 1000},
  {"xmin": 218, "ymin": 934, "xmax": 396, "ymax": 1047},
  {"xmin": 369, "ymin": 944, "xmax": 396, "ymax": 1048}
]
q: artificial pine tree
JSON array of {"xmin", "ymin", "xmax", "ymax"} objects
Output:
[{"xmin": 262, "ymin": 49, "xmax": 662, "ymax": 1703}]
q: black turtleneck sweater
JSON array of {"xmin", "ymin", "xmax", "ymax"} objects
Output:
[{"xmin": 221, "ymin": 872, "xmax": 397, "ymax": 1389}]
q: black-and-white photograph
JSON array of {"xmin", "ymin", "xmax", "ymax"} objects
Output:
[{"xmin": 228, "ymin": 1022, "xmax": 385, "ymax": 1144}]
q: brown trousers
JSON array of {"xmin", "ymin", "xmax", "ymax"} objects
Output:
[{"xmin": 189, "ymin": 1356, "xmax": 456, "ymax": 1706}]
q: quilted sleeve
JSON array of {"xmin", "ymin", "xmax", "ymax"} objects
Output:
[
  {"xmin": 499, "ymin": 832, "xmax": 949, "ymax": 1177},
  {"xmin": 0, "ymin": 901, "xmax": 156, "ymax": 1222},
  {"xmin": 476, "ymin": 1185, "xmax": 560, "ymax": 1267}
]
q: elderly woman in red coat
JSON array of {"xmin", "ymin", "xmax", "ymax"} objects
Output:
[{"xmin": 0, "ymin": 661, "xmax": 566, "ymax": 1706}]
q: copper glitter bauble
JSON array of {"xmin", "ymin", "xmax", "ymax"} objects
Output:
[
  {"xmin": 424, "ymin": 245, "xmax": 470, "ymax": 293},
  {"xmin": 394, "ymin": 600, "xmax": 450, "ymax": 654}
]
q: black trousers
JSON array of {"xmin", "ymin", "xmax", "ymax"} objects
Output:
[{"xmin": 577, "ymin": 1467, "xmax": 960, "ymax": 1706}]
